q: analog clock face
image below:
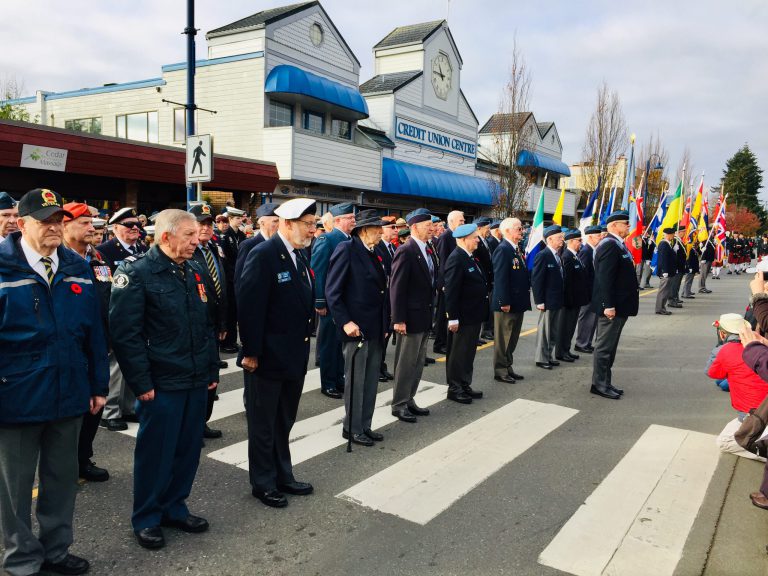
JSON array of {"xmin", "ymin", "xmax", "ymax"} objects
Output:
[{"xmin": 431, "ymin": 53, "xmax": 453, "ymax": 100}]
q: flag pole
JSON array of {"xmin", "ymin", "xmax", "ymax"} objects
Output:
[
  {"xmin": 642, "ymin": 184, "xmax": 668, "ymax": 239},
  {"xmin": 705, "ymin": 192, "xmax": 728, "ymax": 247}
]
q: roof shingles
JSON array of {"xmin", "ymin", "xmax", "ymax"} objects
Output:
[
  {"xmin": 359, "ymin": 71, "xmax": 422, "ymax": 95},
  {"xmin": 373, "ymin": 21, "xmax": 444, "ymax": 49},
  {"xmin": 207, "ymin": 1, "xmax": 317, "ymax": 37}
]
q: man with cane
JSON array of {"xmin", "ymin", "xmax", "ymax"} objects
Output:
[{"xmin": 326, "ymin": 210, "xmax": 390, "ymax": 447}]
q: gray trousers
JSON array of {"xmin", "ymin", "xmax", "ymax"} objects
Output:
[
  {"xmin": 699, "ymin": 261, "xmax": 711, "ymax": 290},
  {"xmin": 103, "ymin": 351, "xmax": 135, "ymax": 420},
  {"xmin": 556, "ymin": 307, "xmax": 580, "ymax": 357},
  {"xmin": 392, "ymin": 331, "xmax": 429, "ymax": 410},
  {"xmin": 670, "ymin": 273, "xmax": 683, "ymax": 302},
  {"xmin": 591, "ymin": 315, "xmax": 628, "ymax": 391},
  {"xmin": 575, "ymin": 304, "xmax": 598, "ymax": 348},
  {"xmin": 493, "ymin": 311, "xmax": 525, "ymax": 378},
  {"xmin": 446, "ymin": 323, "xmax": 482, "ymax": 394},
  {"xmin": 0, "ymin": 417, "xmax": 81, "ymax": 576},
  {"xmin": 682, "ymin": 272, "xmax": 695, "ymax": 296},
  {"xmin": 655, "ymin": 276, "xmax": 672, "ymax": 312},
  {"xmin": 535, "ymin": 309, "xmax": 561, "ymax": 364},
  {"xmin": 343, "ymin": 340, "xmax": 382, "ymax": 435},
  {"xmin": 639, "ymin": 261, "xmax": 653, "ymax": 287}
]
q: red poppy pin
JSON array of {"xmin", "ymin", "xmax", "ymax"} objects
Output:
[
  {"xmin": 426, "ymin": 248, "xmax": 433, "ymax": 255},
  {"xmin": 71, "ymin": 283, "xmax": 82, "ymax": 295},
  {"xmin": 194, "ymin": 273, "xmax": 201, "ymax": 282},
  {"xmin": 377, "ymin": 255, "xmax": 383, "ymax": 263},
  {"xmin": 309, "ymin": 268, "xmax": 315, "ymax": 280}
]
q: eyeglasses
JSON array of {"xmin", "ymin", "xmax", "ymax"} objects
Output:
[
  {"xmin": 118, "ymin": 221, "xmax": 140, "ymax": 229},
  {"xmin": 295, "ymin": 219, "xmax": 318, "ymax": 229}
]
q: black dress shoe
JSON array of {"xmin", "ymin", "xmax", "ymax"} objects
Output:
[
  {"xmin": 656, "ymin": 310, "xmax": 672, "ymax": 315},
  {"xmin": 252, "ymin": 489, "xmax": 288, "ymax": 507},
  {"xmin": 494, "ymin": 374, "xmax": 516, "ymax": 383},
  {"xmin": 590, "ymin": 385, "xmax": 620, "ymax": 399},
  {"xmin": 364, "ymin": 428, "xmax": 384, "ymax": 441},
  {"xmin": 79, "ymin": 460, "xmax": 109, "ymax": 482},
  {"xmin": 407, "ymin": 403, "xmax": 430, "ymax": 416},
  {"xmin": 447, "ymin": 391, "xmax": 473, "ymax": 404},
  {"xmin": 203, "ymin": 425, "xmax": 222, "ymax": 439},
  {"xmin": 218, "ymin": 360, "xmax": 229, "ymax": 369},
  {"xmin": 277, "ymin": 481, "xmax": 313, "ymax": 495},
  {"xmin": 424, "ymin": 356, "xmax": 436, "ymax": 365},
  {"xmin": 220, "ymin": 345, "xmax": 239, "ymax": 354},
  {"xmin": 476, "ymin": 339, "xmax": 487, "ymax": 346},
  {"xmin": 99, "ymin": 418, "xmax": 127, "ymax": 432},
  {"xmin": 382, "ymin": 370, "xmax": 394, "ymax": 380},
  {"xmin": 378, "ymin": 374, "xmax": 389, "ymax": 382},
  {"xmin": 462, "ymin": 386, "xmax": 483, "ymax": 399},
  {"xmin": 342, "ymin": 430, "xmax": 374, "ymax": 446},
  {"xmin": 508, "ymin": 371, "xmax": 524, "ymax": 380},
  {"xmin": 669, "ymin": 303, "xmax": 683, "ymax": 308},
  {"xmin": 391, "ymin": 408, "xmax": 417, "ymax": 423},
  {"xmin": 567, "ymin": 352, "xmax": 580, "ymax": 360},
  {"xmin": 549, "ymin": 360, "xmax": 561, "ymax": 366},
  {"xmin": 135, "ymin": 527, "xmax": 165, "ymax": 550},
  {"xmin": 433, "ymin": 346, "xmax": 448, "ymax": 355},
  {"xmin": 574, "ymin": 346, "xmax": 593, "ymax": 354},
  {"xmin": 160, "ymin": 514, "xmax": 209, "ymax": 533},
  {"xmin": 555, "ymin": 355, "xmax": 575, "ymax": 363},
  {"xmin": 481, "ymin": 331, "xmax": 494, "ymax": 340},
  {"xmin": 41, "ymin": 553, "xmax": 90, "ymax": 575},
  {"xmin": 321, "ymin": 388, "xmax": 343, "ymax": 399},
  {"xmin": 682, "ymin": 295, "xmax": 695, "ymax": 299},
  {"xmin": 609, "ymin": 384, "xmax": 624, "ymax": 395},
  {"xmin": 536, "ymin": 362, "xmax": 553, "ymax": 370}
]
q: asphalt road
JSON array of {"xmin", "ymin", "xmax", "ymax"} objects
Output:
[{"xmin": 14, "ymin": 272, "xmax": 768, "ymax": 576}]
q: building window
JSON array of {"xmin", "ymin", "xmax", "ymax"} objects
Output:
[
  {"xmin": 116, "ymin": 111, "xmax": 159, "ymax": 143},
  {"xmin": 268, "ymin": 100, "xmax": 294, "ymax": 127},
  {"xmin": 303, "ymin": 110, "xmax": 324, "ymax": 134},
  {"xmin": 174, "ymin": 108, "xmax": 199, "ymax": 142},
  {"xmin": 64, "ymin": 117, "xmax": 102, "ymax": 134},
  {"xmin": 331, "ymin": 118, "xmax": 351, "ymax": 140},
  {"xmin": 310, "ymin": 23, "xmax": 324, "ymax": 47}
]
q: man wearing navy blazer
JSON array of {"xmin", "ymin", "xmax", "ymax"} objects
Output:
[
  {"xmin": 531, "ymin": 225, "xmax": 565, "ymax": 369},
  {"xmin": 326, "ymin": 210, "xmax": 390, "ymax": 446},
  {"xmin": 237, "ymin": 198, "xmax": 317, "ymax": 508},
  {"xmin": 433, "ymin": 210, "xmax": 464, "ymax": 354},
  {"xmin": 557, "ymin": 229, "xmax": 591, "ymax": 361},
  {"xmin": 574, "ymin": 225, "xmax": 602, "ymax": 353},
  {"xmin": 655, "ymin": 227, "xmax": 677, "ymax": 315},
  {"xmin": 389, "ymin": 209, "xmax": 436, "ymax": 422},
  {"xmin": 444, "ymin": 224, "xmax": 487, "ymax": 404},
  {"xmin": 373, "ymin": 216, "xmax": 398, "ymax": 381},
  {"xmin": 491, "ymin": 217, "xmax": 530, "ymax": 382},
  {"xmin": 590, "ymin": 210, "xmax": 639, "ymax": 399},
  {"xmin": 473, "ymin": 217, "xmax": 495, "ymax": 341},
  {"xmin": 234, "ymin": 202, "xmax": 279, "ymax": 285},
  {"xmin": 310, "ymin": 202, "xmax": 356, "ymax": 399}
]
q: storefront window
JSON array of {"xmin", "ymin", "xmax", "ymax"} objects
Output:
[
  {"xmin": 303, "ymin": 110, "xmax": 324, "ymax": 134},
  {"xmin": 331, "ymin": 118, "xmax": 351, "ymax": 140},
  {"xmin": 116, "ymin": 111, "xmax": 159, "ymax": 143},
  {"xmin": 269, "ymin": 101, "xmax": 294, "ymax": 127},
  {"xmin": 64, "ymin": 117, "xmax": 102, "ymax": 134}
]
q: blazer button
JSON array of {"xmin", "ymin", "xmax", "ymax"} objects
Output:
[{"xmin": 304, "ymin": 337, "xmax": 309, "ymax": 342}]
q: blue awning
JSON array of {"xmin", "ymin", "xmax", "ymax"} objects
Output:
[
  {"xmin": 382, "ymin": 158, "xmax": 499, "ymax": 206},
  {"xmin": 516, "ymin": 150, "xmax": 571, "ymax": 176},
  {"xmin": 265, "ymin": 64, "xmax": 369, "ymax": 119}
]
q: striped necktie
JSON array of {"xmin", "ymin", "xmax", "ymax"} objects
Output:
[
  {"xmin": 40, "ymin": 256, "xmax": 54, "ymax": 285},
  {"xmin": 202, "ymin": 245, "xmax": 221, "ymax": 297}
]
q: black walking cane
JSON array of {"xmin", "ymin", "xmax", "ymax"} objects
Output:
[{"xmin": 346, "ymin": 332, "xmax": 366, "ymax": 453}]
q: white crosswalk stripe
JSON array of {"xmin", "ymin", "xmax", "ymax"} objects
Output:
[
  {"xmin": 538, "ymin": 424, "xmax": 720, "ymax": 576},
  {"xmin": 207, "ymin": 381, "xmax": 447, "ymax": 467},
  {"xmin": 337, "ymin": 398, "xmax": 578, "ymax": 525},
  {"xmin": 119, "ymin": 368, "xmax": 322, "ymax": 438}
]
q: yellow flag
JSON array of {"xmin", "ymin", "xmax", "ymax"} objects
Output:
[{"xmin": 553, "ymin": 179, "xmax": 566, "ymax": 225}]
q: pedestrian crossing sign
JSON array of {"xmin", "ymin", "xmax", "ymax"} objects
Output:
[{"xmin": 186, "ymin": 134, "xmax": 213, "ymax": 183}]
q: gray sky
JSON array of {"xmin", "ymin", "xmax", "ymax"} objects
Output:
[{"xmin": 2, "ymin": 0, "xmax": 766, "ymax": 200}]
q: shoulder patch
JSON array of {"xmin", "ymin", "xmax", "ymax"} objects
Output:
[{"xmin": 113, "ymin": 274, "xmax": 129, "ymax": 288}]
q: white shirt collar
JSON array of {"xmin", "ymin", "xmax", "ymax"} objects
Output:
[
  {"xmin": 277, "ymin": 230, "xmax": 298, "ymax": 266},
  {"xmin": 548, "ymin": 245, "xmax": 559, "ymax": 256},
  {"xmin": 20, "ymin": 236, "xmax": 59, "ymax": 272},
  {"xmin": 116, "ymin": 236, "xmax": 136, "ymax": 251}
]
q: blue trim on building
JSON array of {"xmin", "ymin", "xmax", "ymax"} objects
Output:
[
  {"xmin": 381, "ymin": 158, "xmax": 498, "ymax": 206},
  {"xmin": 42, "ymin": 78, "xmax": 166, "ymax": 101},
  {"xmin": 162, "ymin": 51, "xmax": 264, "ymax": 72},
  {"xmin": 516, "ymin": 150, "xmax": 571, "ymax": 177},
  {"xmin": 2, "ymin": 96, "xmax": 36, "ymax": 106},
  {"xmin": 265, "ymin": 64, "xmax": 369, "ymax": 118}
]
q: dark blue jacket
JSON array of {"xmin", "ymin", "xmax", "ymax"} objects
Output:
[
  {"xmin": 234, "ymin": 232, "xmax": 266, "ymax": 286},
  {"xmin": 326, "ymin": 237, "xmax": 389, "ymax": 342},
  {"xmin": 562, "ymin": 249, "xmax": 591, "ymax": 309},
  {"xmin": 531, "ymin": 247, "xmax": 564, "ymax": 310},
  {"xmin": 109, "ymin": 246, "xmax": 219, "ymax": 396},
  {"xmin": 473, "ymin": 238, "xmax": 494, "ymax": 289},
  {"xmin": 577, "ymin": 243, "xmax": 596, "ymax": 297},
  {"xmin": 656, "ymin": 239, "xmax": 676, "ymax": 277},
  {"xmin": 237, "ymin": 234, "xmax": 314, "ymax": 381},
  {"xmin": 389, "ymin": 240, "xmax": 435, "ymax": 334},
  {"xmin": 591, "ymin": 236, "xmax": 639, "ymax": 317},
  {"xmin": 310, "ymin": 228, "xmax": 350, "ymax": 308},
  {"xmin": 96, "ymin": 237, "xmax": 147, "ymax": 273},
  {"xmin": 0, "ymin": 232, "xmax": 109, "ymax": 424},
  {"xmin": 444, "ymin": 248, "xmax": 489, "ymax": 325},
  {"xmin": 374, "ymin": 240, "xmax": 395, "ymax": 277},
  {"xmin": 191, "ymin": 242, "xmax": 228, "ymax": 333},
  {"xmin": 434, "ymin": 229, "xmax": 456, "ymax": 289},
  {"xmin": 491, "ymin": 240, "xmax": 531, "ymax": 313}
]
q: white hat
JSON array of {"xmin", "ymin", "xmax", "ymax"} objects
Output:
[
  {"xmin": 144, "ymin": 225, "xmax": 155, "ymax": 235},
  {"xmin": 274, "ymin": 198, "xmax": 316, "ymax": 220},
  {"xmin": 716, "ymin": 313, "xmax": 750, "ymax": 334},
  {"xmin": 225, "ymin": 207, "xmax": 245, "ymax": 217},
  {"xmin": 108, "ymin": 206, "xmax": 138, "ymax": 224}
]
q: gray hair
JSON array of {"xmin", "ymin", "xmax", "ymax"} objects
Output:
[
  {"xmin": 499, "ymin": 217, "xmax": 521, "ymax": 234},
  {"xmin": 447, "ymin": 210, "xmax": 464, "ymax": 229},
  {"xmin": 154, "ymin": 209, "xmax": 196, "ymax": 240}
]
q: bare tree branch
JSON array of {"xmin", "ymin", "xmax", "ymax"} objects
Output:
[{"xmin": 636, "ymin": 132, "xmax": 670, "ymax": 219}]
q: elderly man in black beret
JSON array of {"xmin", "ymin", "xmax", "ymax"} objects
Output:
[
  {"xmin": 325, "ymin": 210, "xmax": 390, "ymax": 446},
  {"xmin": 556, "ymin": 229, "xmax": 590, "ymax": 362},
  {"xmin": 531, "ymin": 225, "xmax": 565, "ymax": 369},
  {"xmin": 655, "ymin": 226, "xmax": 677, "ymax": 315},
  {"xmin": 0, "ymin": 192, "xmax": 18, "ymax": 243}
]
